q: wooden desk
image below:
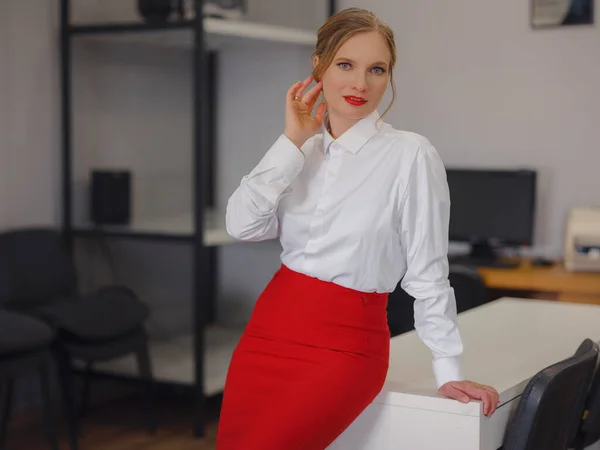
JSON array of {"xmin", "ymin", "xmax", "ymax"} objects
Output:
[
  {"xmin": 477, "ymin": 259, "xmax": 600, "ymax": 304},
  {"xmin": 329, "ymin": 297, "xmax": 600, "ymax": 450}
]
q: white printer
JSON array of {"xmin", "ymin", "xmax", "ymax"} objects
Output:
[{"xmin": 564, "ymin": 207, "xmax": 600, "ymax": 272}]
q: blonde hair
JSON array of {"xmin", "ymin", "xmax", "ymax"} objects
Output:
[{"xmin": 312, "ymin": 7, "xmax": 397, "ymax": 118}]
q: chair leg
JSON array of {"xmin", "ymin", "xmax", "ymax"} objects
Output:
[
  {"xmin": 39, "ymin": 364, "xmax": 59, "ymax": 450},
  {"xmin": 54, "ymin": 348, "xmax": 79, "ymax": 450},
  {"xmin": 135, "ymin": 343, "xmax": 156, "ymax": 434},
  {"xmin": 0, "ymin": 379, "xmax": 14, "ymax": 447},
  {"xmin": 79, "ymin": 362, "xmax": 93, "ymax": 419}
]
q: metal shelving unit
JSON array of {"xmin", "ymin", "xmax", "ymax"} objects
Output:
[{"xmin": 59, "ymin": 0, "xmax": 336, "ymax": 437}]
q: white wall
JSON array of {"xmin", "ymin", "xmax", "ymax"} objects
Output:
[
  {"xmin": 0, "ymin": 0, "xmax": 60, "ymax": 230},
  {"xmin": 344, "ymin": 0, "xmax": 600, "ymax": 257}
]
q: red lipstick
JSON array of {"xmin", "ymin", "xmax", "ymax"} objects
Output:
[{"xmin": 344, "ymin": 96, "xmax": 367, "ymax": 106}]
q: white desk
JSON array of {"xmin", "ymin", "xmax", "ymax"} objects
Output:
[{"xmin": 329, "ymin": 297, "xmax": 600, "ymax": 450}]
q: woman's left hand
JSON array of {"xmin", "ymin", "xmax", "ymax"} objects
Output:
[{"xmin": 438, "ymin": 380, "xmax": 500, "ymax": 417}]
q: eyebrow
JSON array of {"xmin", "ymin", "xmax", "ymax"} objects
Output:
[{"xmin": 334, "ymin": 57, "xmax": 389, "ymax": 67}]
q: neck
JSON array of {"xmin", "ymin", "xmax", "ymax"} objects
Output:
[{"xmin": 326, "ymin": 112, "xmax": 360, "ymax": 139}]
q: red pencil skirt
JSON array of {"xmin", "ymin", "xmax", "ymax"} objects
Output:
[{"xmin": 216, "ymin": 264, "xmax": 390, "ymax": 450}]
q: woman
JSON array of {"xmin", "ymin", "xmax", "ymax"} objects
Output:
[{"xmin": 217, "ymin": 7, "xmax": 499, "ymax": 449}]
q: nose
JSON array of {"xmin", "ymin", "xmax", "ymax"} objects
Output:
[{"xmin": 352, "ymin": 72, "xmax": 367, "ymax": 92}]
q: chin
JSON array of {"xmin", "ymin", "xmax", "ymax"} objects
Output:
[
  {"xmin": 328, "ymin": 101, "xmax": 374, "ymax": 123},
  {"xmin": 342, "ymin": 105, "xmax": 373, "ymax": 120}
]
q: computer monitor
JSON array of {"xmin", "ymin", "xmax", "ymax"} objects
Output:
[{"xmin": 445, "ymin": 168, "xmax": 537, "ymax": 264}]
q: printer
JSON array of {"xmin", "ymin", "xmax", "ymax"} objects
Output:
[{"xmin": 564, "ymin": 207, "xmax": 600, "ymax": 272}]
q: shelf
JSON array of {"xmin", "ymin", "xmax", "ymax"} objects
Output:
[
  {"xmin": 204, "ymin": 18, "xmax": 315, "ymax": 46},
  {"xmin": 71, "ymin": 209, "xmax": 236, "ymax": 245},
  {"xmin": 77, "ymin": 327, "xmax": 244, "ymax": 396},
  {"xmin": 69, "ymin": 20, "xmax": 194, "ymax": 35},
  {"xmin": 69, "ymin": 18, "xmax": 316, "ymax": 49}
]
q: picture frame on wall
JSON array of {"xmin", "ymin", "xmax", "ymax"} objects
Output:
[{"xmin": 531, "ymin": 0, "xmax": 594, "ymax": 28}]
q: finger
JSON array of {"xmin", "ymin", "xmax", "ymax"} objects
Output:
[
  {"xmin": 481, "ymin": 391, "xmax": 492, "ymax": 416},
  {"xmin": 287, "ymin": 80, "xmax": 304, "ymax": 104},
  {"xmin": 302, "ymin": 81, "xmax": 323, "ymax": 108},
  {"xmin": 460, "ymin": 384, "xmax": 487, "ymax": 401},
  {"xmin": 455, "ymin": 385, "xmax": 492, "ymax": 415},
  {"xmin": 480, "ymin": 391, "xmax": 495, "ymax": 416},
  {"xmin": 294, "ymin": 75, "xmax": 313, "ymax": 99},
  {"xmin": 480, "ymin": 385, "xmax": 500, "ymax": 408},
  {"xmin": 489, "ymin": 392, "xmax": 500, "ymax": 415},
  {"xmin": 442, "ymin": 384, "xmax": 469, "ymax": 403},
  {"xmin": 314, "ymin": 102, "xmax": 327, "ymax": 124}
]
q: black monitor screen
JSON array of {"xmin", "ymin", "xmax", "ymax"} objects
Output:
[{"xmin": 446, "ymin": 168, "xmax": 536, "ymax": 246}]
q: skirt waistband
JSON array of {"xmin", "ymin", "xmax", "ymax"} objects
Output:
[
  {"xmin": 276, "ymin": 264, "xmax": 388, "ymax": 302},
  {"xmin": 243, "ymin": 264, "xmax": 390, "ymax": 356}
]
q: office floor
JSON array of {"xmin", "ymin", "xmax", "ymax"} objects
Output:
[{"xmin": 6, "ymin": 386, "xmax": 220, "ymax": 449}]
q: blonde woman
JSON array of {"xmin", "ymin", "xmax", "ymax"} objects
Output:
[{"xmin": 217, "ymin": 7, "xmax": 499, "ymax": 449}]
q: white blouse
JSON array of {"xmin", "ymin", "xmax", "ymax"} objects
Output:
[{"xmin": 225, "ymin": 110, "xmax": 464, "ymax": 388}]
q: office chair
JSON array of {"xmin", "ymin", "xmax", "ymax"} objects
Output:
[
  {"xmin": 571, "ymin": 347, "xmax": 600, "ymax": 450},
  {"xmin": 387, "ymin": 265, "xmax": 488, "ymax": 337},
  {"xmin": 0, "ymin": 227, "xmax": 156, "ymax": 447},
  {"xmin": 448, "ymin": 264, "xmax": 489, "ymax": 313},
  {"xmin": 0, "ymin": 309, "xmax": 71, "ymax": 450},
  {"xmin": 386, "ymin": 285, "xmax": 415, "ymax": 338},
  {"xmin": 502, "ymin": 338, "xmax": 598, "ymax": 450}
]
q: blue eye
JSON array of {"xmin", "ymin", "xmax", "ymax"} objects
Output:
[
  {"xmin": 372, "ymin": 67, "xmax": 386, "ymax": 75},
  {"xmin": 338, "ymin": 62, "xmax": 351, "ymax": 70}
]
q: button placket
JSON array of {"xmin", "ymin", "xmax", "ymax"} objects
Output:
[{"xmin": 306, "ymin": 153, "xmax": 331, "ymax": 254}]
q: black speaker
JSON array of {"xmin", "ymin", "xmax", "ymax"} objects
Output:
[
  {"xmin": 90, "ymin": 170, "xmax": 131, "ymax": 225},
  {"xmin": 137, "ymin": 0, "xmax": 177, "ymax": 22}
]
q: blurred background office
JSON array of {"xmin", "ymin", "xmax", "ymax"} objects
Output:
[{"xmin": 0, "ymin": 0, "xmax": 598, "ymax": 449}]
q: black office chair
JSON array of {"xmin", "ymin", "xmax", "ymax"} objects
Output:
[
  {"xmin": 387, "ymin": 265, "xmax": 488, "ymax": 337},
  {"xmin": 571, "ymin": 348, "xmax": 600, "ymax": 450},
  {"xmin": 0, "ymin": 310, "xmax": 70, "ymax": 450},
  {"xmin": 0, "ymin": 228, "xmax": 156, "ymax": 447},
  {"xmin": 386, "ymin": 284, "xmax": 415, "ymax": 338},
  {"xmin": 448, "ymin": 264, "xmax": 489, "ymax": 313},
  {"xmin": 502, "ymin": 338, "xmax": 599, "ymax": 450}
]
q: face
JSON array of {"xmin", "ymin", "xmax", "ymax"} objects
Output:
[{"xmin": 315, "ymin": 31, "xmax": 391, "ymax": 126}]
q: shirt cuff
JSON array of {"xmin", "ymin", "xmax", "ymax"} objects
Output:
[{"xmin": 432, "ymin": 357, "xmax": 464, "ymax": 388}]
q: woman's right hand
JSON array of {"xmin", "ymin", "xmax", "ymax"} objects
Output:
[{"xmin": 284, "ymin": 76, "xmax": 327, "ymax": 150}]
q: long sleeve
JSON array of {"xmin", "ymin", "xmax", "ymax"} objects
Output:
[
  {"xmin": 399, "ymin": 142, "xmax": 465, "ymax": 388},
  {"xmin": 225, "ymin": 134, "xmax": 306, "ymax": 241}
]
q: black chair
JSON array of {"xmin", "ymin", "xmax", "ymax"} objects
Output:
[
  {"xmin": 0, "ymin": 228, "xmax": 156, "ymax": 447},
  {"xmin": 386, "ymin": 265, "xmax": 488, "ymax": 338},
  {"xmin": 386, "ymin": 284, "xmax": 415, "ymax": 338},
  {"xmin": 0, "ymin": 309, "xmax": 72, "ymax": 450},
  {"xmin": 571, "ymin": 349, "xmax": 600, "ymax": 450},
  {"xmin": 448, "ymin": 264, "xmax": 489, "ymax": 313},
  {"xmin": 502, "ymin": 338, "xmax": 599, "ymax": 450}
]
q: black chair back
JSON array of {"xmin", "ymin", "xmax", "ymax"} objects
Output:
[
  {"xmin": 448, "ymin": 264, "xmax": 488, "ymax": 313},
  {"xmin": 0, "ymin": 228, "xmax": 78, "ymax": 310},
  {"xmin": 387, "ymin": 265, "xmax": 487, "ymax": 337},
  {"xmin": 386, "ymin": 284, "xmax": 415, "ymax": 338},
  {"xmin": 571, "ymin": 351, "xmax": 600, "ymax": 450},
  {"xmin": 503, "ymin": 338, "xmax": 599, "ymax": 450}
]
